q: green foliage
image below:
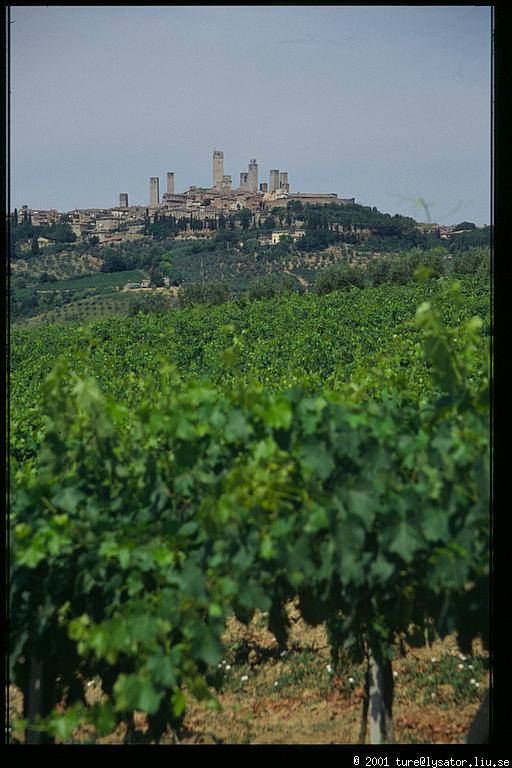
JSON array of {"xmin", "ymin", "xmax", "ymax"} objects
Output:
[
  {"xmin": 451, "ymin": 247, "xmax": 490, "ymax": 277},
  {"xmin": 177, "ymin": 281, "xmax": 232, "ymax": 308},
  {"xmin": 128, "ymin": 292, "xmax": 174, "ymax": 316},
  {"xmin": 447, "ymin": 227, "xmax": 491, "ymax": 253},
  {"xmin": 315, "ymin": 263, "xmax": 368, "ymax": 294},
  {"xmin": 51, "ymin": 223, "xmax": 77, "ymax": 244},
  {"xmin": 248, "ymin": 274, "xmax": 300, "ymax": 301},
  {"xmin": 9, "ymin": 278, "xmax": 490, "ymax": 741}
]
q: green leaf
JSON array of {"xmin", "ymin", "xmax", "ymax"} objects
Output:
[
  {"xmin": 224, "ymin": 410, "xmax": 252, "ymax": 442},
  {"xmin": 171, "ymin": 689, "xmax": 186, "ymax": 718},
  {"xmin": 389, "ymin": 521, "xmax": 423, "ymax": 563},
  {"xmin": 347, "ymin": 489, "xmax": 377, "ymax": 530},
  {"xmin": 47, "ymin": 703, "xmax": 84, "ymax": 742},
  {"xmin": 51, "ymin": 486, "xmax": 85, "ymax": 514},
  {"xmin": 369, "ymin": 555, "xmax": 394, "ymax": 583},
  {"xmin": 262, "ymin": 399, "xmax": 292, "ymax": 430},
  {"xmin": 114, "ymin": 674, "xmax": 163, "ymax": 715},
  {"xmin": 126, "ymin": 573, "xmax": 144, "ymax": 596},
  {"xmin": 298, "ymin": 397, "xmax": 326, "ymax": 435},
  {"xmin": 176, "ymin": 417, "xmax": 198, "ymax": 440},
  {"xmin": 118, "ymin": 547, "xmax": 130, "ymax": 569},
  {"xmin": 146, "ymin": 655, "xmax": 177, "ymax": 689},
  {"xmin": 17, "ymin": 540, "xmax": 46, "ymax": 568},
  {"xmin": 303, "ymin": 503, "xmax": 329, "ymax": 534},
  {"xmin": 260, "ymin": 536, "xmax": 274, "ymax": 560},
  {"xmin": 178, "ymin": 521, "xmax": 198, "ymax": 537},
  {"xmin": 89, "ymin": 703, "xmax": 117, "ymax": 735},
  {"xmin": 421, "ymin": 508, "xmax": 450, "ymax": 542},
  {"xmin": 299, "ymin": 441, "xmax": 334, "ymax": 481}
]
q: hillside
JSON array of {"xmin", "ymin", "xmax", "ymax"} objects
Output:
[
  {"xmin": 9, "ymin": 202, "xmax": 492, "ymax": 326},
  {"xmin": 9, "ymin": 201, "xmax": 491, "ymax": 745}
]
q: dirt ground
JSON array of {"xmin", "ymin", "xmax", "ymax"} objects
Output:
[{"xmin": 8, "ymin": 607, "xmax": 488, "ymax": 745}]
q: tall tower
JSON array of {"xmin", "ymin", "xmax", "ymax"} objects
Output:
[
  {"xmin": 248, "ymin": 159, "xmax": 258, "ymax": 193},
  {"xmin": 119, "ymin": 193, "xmax": 129, "ymax": 208},
  {"xmin": 213, "ymin": 149, "xmax": 224, "ymax": 190},
  {"xmin": 150, "ymin": 177, "xmax": 160, "ymax": 207},
  {"xmin": 167, "ymin": 172, "xmax": 175, "ymax": 195},
  {"xmin": 279, "ymin": 171, "xmax": 289, "ymax": 192},
  {"xmin": 240, "ymin": 171, "xmax": 249, "ymax": 189},
  {"xmin": 269, "ymin": 169, "xmax": 280, "ymax": 193}
]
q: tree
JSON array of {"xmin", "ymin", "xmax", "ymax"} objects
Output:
[
  {"xmin": 236, "ymin": 208, "xmax": 252, "ymax": 230},
  {"xmin": 101, "ymin": 252, "xmax": 126, "ymax": 273},
  {"xmin": 51, "ymin": 223, "xmax": 76, "ymax": 243},
  {"xmin": 367, "ymin": 257, "xmax": 391, "ymax": 286},
  {"xmin": 454, "ymin": 221, "xmax": 476, "ymax": 230},
  {"xmin": 452, "ymin": 247, "xmax": 490, "ymax": 276},
  {"xmin": 31, "ymin": 236, "xmax": 40, "ymax": 256},
  {"xmin": 448, "ymin": 227, "xmax": 491, "ymax": 252},
  {"xmin": 128, "ymin": 292, "xmax": 171, "ymax": 316},
  {"xmin": 177, "ymin": 281, "xmax": 232, "ymax": 308},
  {"xmin": 149, "ymin": 263, "xmax": 165, "ymax": 287},
  {"xmin": 248, "ymin": 273, "xmax": 297, "ymax": 301},
  {"xmin": 315, "ymin": 263, "xmax": 367, "ymax": 295}
]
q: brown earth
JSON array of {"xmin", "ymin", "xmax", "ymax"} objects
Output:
[{"xmin": 7, "ymin": 609, "xmax": 488, "ymax": 745}]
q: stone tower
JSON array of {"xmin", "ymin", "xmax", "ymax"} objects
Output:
[
  {"xmin": 213, "ymin": 150, "xmax": 224, "ymax": 190},
  {"xmin": 269, "ymin": 169, "xmax": 280, "ymax": 193},
  {"xmin": 119, "ymin": 193, "xmax": 129, "ymax": 208},
  {"xmin": 248, "ymin": 159, "xmax": 258, "ymax": 193},
  {"xmin": 240, "ymin": 171, "xmax": 249, "ymax": 189},
  {"xmin": 150, "ymin": 177, "xmax": 160, "ymax": 207},
  {"xmin": 167, "ymin": 172, "xmax": 175, "ymax": 195},
  {"xmin": 279, "ymin": 171, "xmax": 289, "ymax": 192}
]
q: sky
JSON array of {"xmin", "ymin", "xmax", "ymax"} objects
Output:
[{"xmin": 9, "ymin": 5, "xmax": 492, "ymax": 225}]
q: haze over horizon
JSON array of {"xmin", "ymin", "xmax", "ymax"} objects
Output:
[{"xmin": 9, "ymin": 5, "xmax": 492, "ymax": 226}]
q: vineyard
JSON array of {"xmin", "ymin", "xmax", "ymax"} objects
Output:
[{"xmin": 8, "ymin": 274, "xmax": 491, "ymax": 744}]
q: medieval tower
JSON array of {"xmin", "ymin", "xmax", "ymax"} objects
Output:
[
  {"xmin": 213, "ymin": 149, "xmax": 224, "ymax": 190},
  {"xmin": 150, "ymin": 177, "xmax": 160, "ymax": 207},
  {"xmin": 248, "ymin": 159, "xmax": 258, "ymax": 193}
]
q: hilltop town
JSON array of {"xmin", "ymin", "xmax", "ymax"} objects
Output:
[
  {"xmin": 14, "ymin": 149, "xmax": 357, "ymax": 247},
  {"xmin": 10, "ymin": 148, "xmax": 490, "ymax": 327},
  {"xmin": 13, "ymin": 148, "xmax": 479, "ymax": 256}
]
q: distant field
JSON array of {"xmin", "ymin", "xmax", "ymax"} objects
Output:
[
  {"xmin": 48, "ymin": 269, "xmax": 148, "ymax": 292},
  {"xmin": 18, "ymin": 291, "xmax": 137, "ymax": 327},
  {"xmin": 11, "ymin": 250, "xmax": 102, "ymax": 280}
]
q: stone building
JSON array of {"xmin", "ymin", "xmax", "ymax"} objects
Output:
[
  {"xmin": 269, "ymin": 169, "xmax": 280, "ymax": 193},
  {"xmin": 213, "ymin": 149, "xmax": 224, "ymax": 189},
  {"xmin": 248, "ymin": 159, "xmax": 258, "ymax": 193},
  {"xmin": 150, "ymin": 177, "xmax": 160, "ymax": 207}
]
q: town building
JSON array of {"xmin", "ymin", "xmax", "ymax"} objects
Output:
[{"xmin": 16, "ymin": 147, "xmax": 355, "ymax": 238}]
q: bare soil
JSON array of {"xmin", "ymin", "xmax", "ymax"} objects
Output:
[{"xmin": 8, "ymin": 608, "xmax": 488, "ymax": 745}]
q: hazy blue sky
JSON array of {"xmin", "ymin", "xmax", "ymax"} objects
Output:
[{"xmin": 10, "ymin": 5, "xmax": 492, "ymax": 225}]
